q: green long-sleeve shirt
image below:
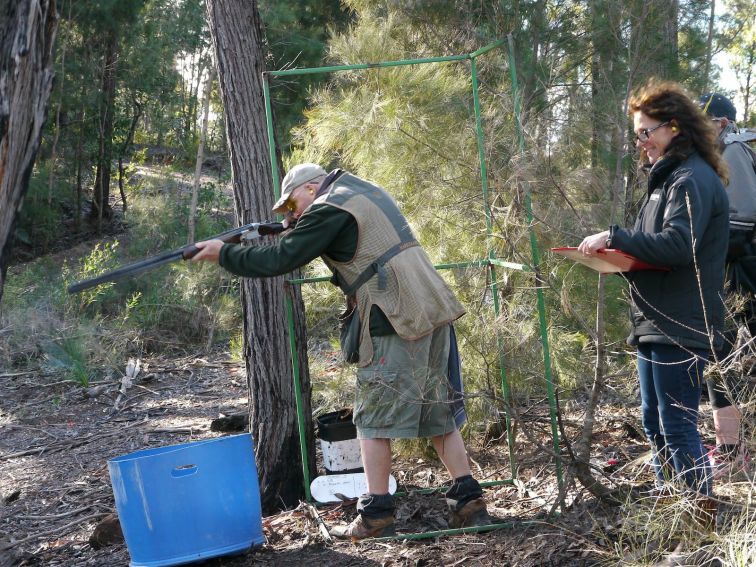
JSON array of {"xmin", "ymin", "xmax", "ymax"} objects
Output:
[{"xmin": 219, "ymin": 204, "xmax": 395, "ymax": 335}]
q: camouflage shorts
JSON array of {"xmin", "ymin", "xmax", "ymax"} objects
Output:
[{"xmin": 354, "ymin": 325, "xmax": 457, "ymax": 439}]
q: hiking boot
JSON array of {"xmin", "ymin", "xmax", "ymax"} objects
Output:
[
  {"xmin": 447, "ymin": 497, "xmax": 492, "ymax": 529},
  {"xmin": 330, "ymin": 514, "xmax": 396, "ymax": 541}
]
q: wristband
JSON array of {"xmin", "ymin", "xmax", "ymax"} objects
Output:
[{"xmin": 605, "ymin": 225, "xmax": 615, "ymax": 248}]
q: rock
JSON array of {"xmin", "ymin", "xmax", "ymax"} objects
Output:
[
  {"xmin": 84, "ymin": 385, "xmax": 109, "ymax": 399},
  {"xmin": 3, "ymin": 491, "xmax": 20, "ymax": 505},
  {"xmin": 210, "ymin": 413, "xmax": 248, "ymax": 432},
  {"xmin": 88, "ymin": 514, "xmax": 124, "ymax": 550}
]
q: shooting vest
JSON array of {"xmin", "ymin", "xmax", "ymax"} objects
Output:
[
  {"xmin": 723, "ymin": 142, "xmax": 756, "ymax": 230},
  {"xmin": 315, "ymin": 173, "xmax": 465, "ymax": 367}
]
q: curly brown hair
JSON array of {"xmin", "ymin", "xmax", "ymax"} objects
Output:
[{"xmin": 628, "ymin": 79, "xmax": 728, "ymax": 184}]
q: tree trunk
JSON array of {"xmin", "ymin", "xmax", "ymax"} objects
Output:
[
  {"xmin": 188, "ymin": 67, "xmax": 215, "ymax": 244},
  {"xmin": 46, "ymin": 0, "xmax": 69, "ymax": 210},
  {"xmin": 738, "ymin": 40, "xmax": 755, "ymax": 122},
  {"xmin": 573, "ymin": 275, "xmax": 622, "ymax": 504},
  {"xmin": 91, "ymin": 30, "xmax": 118, "ymax": 228},
  {"xmin": 117, "ymin": 99, "xmax": 142, "ymax": 215},
  {"xmin": 74, "ymin": 104, "xmax": 85, "ymax": 233},
  {"xmin": 0, "ymin": 0, "xmax": 57, "ymax": 554},
  {"xmin": 590, "ymin": 0, "xmax": 626, "ymax": 187},
  {"xmin": 0, "ymin": 0, "xmax": 58, "ymax": 306},
  {"xmin": 206, "ymin": 0, "xmax": 315, "ymax": 514},
  {"xmin": 631, "ymin": 0, "xmax": 679, "ymax": 82}
]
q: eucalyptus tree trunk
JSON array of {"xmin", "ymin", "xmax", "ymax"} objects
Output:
[
  {"xmin": 0, "ymin": 0, "xmax": 57, "ymax": 558},
  {"xmin": 47, "ymin": 103, "xmax": 62, "ymax": 208},
  {"xmin": 573, "ymin": 275, "xmax": 623, "ymax": 503},
  {"xmin": 206, "ymin": 0, "xmax": 314, "ymax": 513},
  {"xmin": 0, "ymin": 0, "xmax": 57, "ymax": 306}
]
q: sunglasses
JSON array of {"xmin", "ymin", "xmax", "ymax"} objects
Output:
[{"xmin": 634, "ymin": 121, "xmax": 670, "ymax": 144}]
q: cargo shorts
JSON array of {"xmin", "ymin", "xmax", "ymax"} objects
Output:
[{"xmin": 354, "ymin": 325, "xmax": 457, "ymax": 439}]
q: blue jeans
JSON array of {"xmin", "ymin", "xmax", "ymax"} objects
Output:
[{"xmin": 637, "ymin": 343, "xmax": 712, "ymax": 495}]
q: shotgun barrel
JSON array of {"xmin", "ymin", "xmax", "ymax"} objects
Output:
[{"xmin": 67, "ymin": 221, "xmax": 286, "ymax": 294}]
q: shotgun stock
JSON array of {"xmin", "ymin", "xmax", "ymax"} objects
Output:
[{"xmin": 67, "ymin": 221, "xmax": 287, "ymax": 294}]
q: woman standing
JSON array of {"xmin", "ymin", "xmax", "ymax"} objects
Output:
[{"xmin": 579, "ymin": 81, "xmax": 729, "ymax": 496}]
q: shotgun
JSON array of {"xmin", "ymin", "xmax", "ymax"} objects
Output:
[{"xmin": 67, "ymin": 221, "xmax": 287, "ymax": 294}]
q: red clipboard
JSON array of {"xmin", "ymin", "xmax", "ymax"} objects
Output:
[{"xmin": 551, "ymin": 247, "xmax": 669, "ymax": 274}]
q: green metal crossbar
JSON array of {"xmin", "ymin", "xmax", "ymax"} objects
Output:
[
  {"xmin": 285, "ymin": 259, "xmax": 529, "ymax": 286},
  {"xmin": 262, "ymin": 35, "xmax": 563, "ymax": 533}
]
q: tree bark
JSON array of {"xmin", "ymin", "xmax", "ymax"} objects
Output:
[
  {"xmin": 0, "ymin": 0, "xmax": 58, "ymax": 306},
  {"xmin": 0, "ymin": 0, "xmax": 57, "ymax": 554},
  {"xmin": 206, "ymin": 0, "xmax": 315, "ymax": 514}
]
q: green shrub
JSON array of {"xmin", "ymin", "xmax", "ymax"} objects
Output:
[
  {"xmin": 41, "ymin": 337, "xmax": 93, "ymax": 386},
  {"xmin": 229, "ymin": 330, "xmax": 244, "ymax": 362},
  {"xmin": 63, "ymin": 240, "xmax": 121, "ymax": 316}
]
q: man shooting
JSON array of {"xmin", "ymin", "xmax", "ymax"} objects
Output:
[{"xmin": 192, "ymin": 163, "xmax": 491, "ymax": 539}]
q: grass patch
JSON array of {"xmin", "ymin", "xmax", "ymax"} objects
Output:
[{"xmin": 2, "ymin": 166, "xmax": 241, "ymax": 375}]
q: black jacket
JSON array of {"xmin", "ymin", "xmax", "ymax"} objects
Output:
[{"xmin": 610, "ymin": 152, "xmax": 729, "ymax": 350}]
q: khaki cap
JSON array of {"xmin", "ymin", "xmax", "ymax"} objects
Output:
[{"xmin": 272, "ymin": 163, "xmax": 327, "ymax": 213}]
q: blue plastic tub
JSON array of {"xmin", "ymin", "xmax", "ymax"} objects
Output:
[{"xmin": 108, "ymin": 433, "xmax": 264, "ymax": 567}]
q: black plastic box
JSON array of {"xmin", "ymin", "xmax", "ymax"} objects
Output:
[{"xmin": 316, "ymin": 409, "xmax": 357, "ymax": 443}]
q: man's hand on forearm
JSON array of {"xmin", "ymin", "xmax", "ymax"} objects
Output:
[{"xmin": 191, "ymin": 239, "xmax": 225, "ymax": 263}]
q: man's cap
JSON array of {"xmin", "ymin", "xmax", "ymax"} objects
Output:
[
  {"xmin": 272, "ymin": 163, "xmax": 327, "ymax": 212},
  {"xmin": 699, "ymin": 92, "xmax": 737, "ymax": 121}
]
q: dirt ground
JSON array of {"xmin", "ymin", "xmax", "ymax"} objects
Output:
[{"xmin": 0, "ymin": 351, "xmax": 730, "ymax": 567}]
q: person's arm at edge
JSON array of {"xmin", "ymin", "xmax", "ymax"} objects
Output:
[
  {"xmin": 609, "ymin": 179, "xmax": 708, "ymax": 267},
  {"xmin": 192, "ymin": 204, "xmax": 352, "ymax": 277}
]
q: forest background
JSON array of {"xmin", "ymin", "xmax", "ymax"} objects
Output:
[{"xmin": 1, "ymin": 0, "xmax": 756, "ymax": 564}]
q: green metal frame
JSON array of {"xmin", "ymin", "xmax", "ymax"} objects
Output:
[{"xmin": 261, "ymin": 36, "xmax": 562, "ymax": 514}]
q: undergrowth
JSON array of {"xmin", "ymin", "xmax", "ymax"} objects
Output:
[{"xmin": 0, "ymin": 166, "xmax": 240, "ymax": 384}]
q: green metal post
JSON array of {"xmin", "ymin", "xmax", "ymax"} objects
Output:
[
  {"xmin": 470, "ymin": 55, "xmax": 517, "ymax": 478},
  {"xmin": 261, "ymin": 39, "xmax": 563, "ymax": 521},
  {"xmin": 285, "ymin": 292, "xmax": 312, "ymax": 501},
  {"xmin": 506, "ymin": 34, "xmax": 564, "ymax": 493},
  {"xmin": 264, "ymin": 72, "xmax": 312, "ymax": 500},
  {"xmin": 262, "ymin": 73, "xmax": 281, "ymax": 199}
]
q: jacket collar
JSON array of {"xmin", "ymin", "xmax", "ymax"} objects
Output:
[{"xmin": 647, "ymin": 154, "xmax": 682, "ymax": 192}]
